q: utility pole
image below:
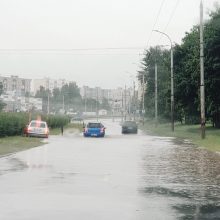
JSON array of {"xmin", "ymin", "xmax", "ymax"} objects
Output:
[
  {"xmin": 171, "ymin": 44, "xmax": 174, "ymax": 132},
  {"xmin": 124, "ymin": 85, "xmax": 127, "ymax": 121},
  {"xmin": 84, "ymin": 88, "xmax": 87, "ymax": 113},
  {"xmin": 200, "ymin": 1, "xmax": 205, "ymax": 139},
  {"xmin": 128, "ymin": 90, "xmax": 131, "ymax": 119},
  {"xmin": 153, "ymin": 30, "xmax": 174, "ymax": 131},
  {"xmin": 133, "ymin": 81, "xmax": 136, "ymax": 121},
  {"xmin": 121, "ymin": 90, "xmax": 124, "ymax": 122},
  {"xmin": 155, "ymin": 63, "xmax": 158, "ymax": 127},
  {"xmin": 62, "ymin": 95, "xmax": 65, "ymax": 112},
  {"xmin": 96, "ymin": 88, "xmax": 98, "ymax": 121},
  {"xmin": 142, "ymin": 74, "xmax": 145, "ymax": 125},
  {"xmin": 47, "ymin": 93, "xmax": 50, "ymax": 115}
]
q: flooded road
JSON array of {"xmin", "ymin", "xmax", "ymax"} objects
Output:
[{"xmin": 0, "ymin": 119, "xmax": 220, "ymax": 220}]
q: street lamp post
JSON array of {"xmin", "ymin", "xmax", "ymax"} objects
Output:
[
  {"xmin": 47, "ymin": 93, "xmax": 50, "ymax": 115},
  {"xmin": 153, "ymin": 30, "xmax": 174, "ymax": 131},
  {"xmin": 124, "ymin": 85, "xmax": 127, "ymax": 121},
  {"xmin": 200, "ymin": 1, "xmax": 205, "ymax": 139},
  {"xmin": 142, "ymin": 73, "xmax": 145, "ymax": 125},
  {"xmin": 96, "ymin": 88, "xmax": 99, "ymax": 121},
  {"xmin": 155, "ymin": 63, "xmax": 158, "ymax": 127}
]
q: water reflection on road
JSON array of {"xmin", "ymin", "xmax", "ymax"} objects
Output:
[
  {"xmin": 0, "ymin": 119, "xmax": 219, "ymax": 220},
  {"xmin": 139, "ymin": 136, "xmax": 220, "ymax": 219}
]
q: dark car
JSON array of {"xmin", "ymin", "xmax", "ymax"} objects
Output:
[
  {"xmin": 83, "ymin": 122, "xmax": 105, "ymax": 137},
  {"xmin": 121, "ymin": 121, "xmax": 138, "ymax": 134}
]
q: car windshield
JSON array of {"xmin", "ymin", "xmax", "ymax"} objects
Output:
[{"xmin": 87, "ymin": 123, "xmax": 102, "ymax": 128}]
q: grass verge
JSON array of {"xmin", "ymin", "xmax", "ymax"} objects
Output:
[
  {"xmin": 0, "ymin": 136, "xmax": 45, "ymax": 157},
  {"xmin": 0, "ymin": 123, "xmax": 83, "ymax": 157},
  {"xmin": 141, "ymin": 120, "xmax": 220, "ymax": 152},
  {"xmin": 49, "ymin": 122, "xmax": 83, "ymax": 135}
]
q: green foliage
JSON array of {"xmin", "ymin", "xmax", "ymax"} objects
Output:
[
  {"xmin": 36, "ymin": 82, "xmax": 83, "ymax": 113},
  {"xmin": 100, "ymin": 98, "xmax": 111, "ymax": 110},
  {"xmin": 139, "ymin": 7, "xmax": 220, "ymax": 127},
  {"xmin": 43, "ymin": 115, "xmax": 69, "ymax": 128},
  {"xmin": 139, "ymin": 47, "xmax": 171, "ymax": 119},
  {"xmin": 83, "ymin": 98, "xmax": 100, "ymax": 112},
  {"xmin": 0, "ymin": 82, "xmax": 6, "ymax": 112},
  {"xmin": 174, "ymin": 26, "xmax": 200, "ymax": 124},
  {"xmin": 0, "ymin": 113, "xmax": 29, "ymax": 137},
  {"xmin": 0, "ymin": 113, "xmax": 69, "ymax": 137},
  {"xmin": 204, "ymin": 8, "xmax": 220, "ymax": 127}
]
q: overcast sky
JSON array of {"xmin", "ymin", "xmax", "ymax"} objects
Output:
[{"xmin": 0, "ymin": 0, "xmax": 218, "ymax": 89}]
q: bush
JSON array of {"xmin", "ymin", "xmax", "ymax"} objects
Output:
[
  {"xmin": 0, "ymin": 113, "xmax": 69, "ymax": 137},
  {"xmin": 0, "ymin": 113, "xmax": 28, "ymax": 137}
]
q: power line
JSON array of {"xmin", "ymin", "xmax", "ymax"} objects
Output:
[
  {"xmin": 163, "ymin": 0, "xmax": 181, "ymax": 32},
  {"xmin": 146, "ymin": 0, "xmax": 166, "ymax": 48},
  {"xmin": 0, "ymin": 47, "xmax": 146, "ymax": 52},
  {"xmin": 157, "ymin": 0, "xmax": 180, "ymax": 44}
]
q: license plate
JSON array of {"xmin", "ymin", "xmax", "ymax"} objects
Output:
[{"xmin": 91, "ymin": 134, "xmax": 97, "ymax": 136}]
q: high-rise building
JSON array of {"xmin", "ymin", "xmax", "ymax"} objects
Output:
[
  {"xmin": 0, "ymin": 75, "xmax": 31, "ymax": 96},
  {"xmin": 31, "ymin": 78, "xmax": 67, "ymax": 95}
]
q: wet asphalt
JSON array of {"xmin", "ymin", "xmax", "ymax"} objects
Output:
[{"xmin": 0, "ymin": 119, "xmax": 220, "ymax": 220}]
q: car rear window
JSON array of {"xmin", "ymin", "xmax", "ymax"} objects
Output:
[
  {"xmin": 40, "ymin": 123, "xmax": 46, "ymax": 128},
  {"xmin": 123, "ymin": 121, "xmax": 137, "ymax": 126},
  {"xmin": 30, "ymin": 121, "xmax": 46, "ymax": 128},
  {"xmin": 87, "ymin": 123, "xmax": 102, "ymax": 128}
]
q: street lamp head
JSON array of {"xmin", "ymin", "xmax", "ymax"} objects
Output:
[{"xmin": 152, "ymin": 29, "xmax": 172, "ymax": 46}]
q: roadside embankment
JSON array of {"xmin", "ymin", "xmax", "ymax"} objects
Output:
[
  {"xmin": 0, "ymin": 122, "xmax": 83, "ymax": 157},
  {"xmin": 0, "ymin": 136, "xmax": 45, "ymax": 157},
  {"xmin": 141, "ymin": 120, "xmax": 220, "ymax": 152},
  {"xmin": 49, "ymin": 122, "xmax": 83, "ymax": 135}
]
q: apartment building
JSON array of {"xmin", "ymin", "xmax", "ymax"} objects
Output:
[
  {"xmin": 0, "ymin": 75, "xmax": 31, "ymax": 96},
  {"xmin": 31, "ymin": 78, "xmax": 67, "ymax": 95}
]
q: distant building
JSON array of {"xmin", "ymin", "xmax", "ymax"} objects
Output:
[
  {"xmin": 31, "ymin": 78, "xmax": 68, "ymax": 95},
  {"xmin": 80, "ymin": 86, "xmax": 137, "ymax": 114},
  {"xmin": 98, "ymin": 109, "xmax": 108, "ymax": 116},
  {"xmin": 80, "ymin": 86, "xmax": 111, "ymax": 103},
  {"xmin": 0, "ymin": 91, "xmax": 42, "ymax": 112},
  {"xmin": 0, "ymin": 75, "xmax": 31, "ymax": 96},
  {"xmin": 80, "ymin": 86, "xmax": 103, "ymax": 102}
]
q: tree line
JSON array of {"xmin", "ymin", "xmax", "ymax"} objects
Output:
[
  {"xmin": 35, "ymin": 82, "xmax": 110, "ymax": 114},
  {"xmin": 139, "ymin": 7, "xmax": 220, "ymax": 128},
  {"xmin": 0, "ymin": 81, "xmax": 111, "ymax": 114}
]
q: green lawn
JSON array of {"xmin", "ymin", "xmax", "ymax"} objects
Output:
[
  {"xmin": 142, "ymin": 120, "xmax": 220, "ymax": 152},
  {"xmin": 0, "ymin": 123, "xmax": 83, "ymax": 157},
  {"xmin": 0, "ymin": 136, "xmax": 45, "ymax": 156}
]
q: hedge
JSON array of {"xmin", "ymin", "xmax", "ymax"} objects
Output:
[{"xmin": 0, "ymin": 113, "xmax": 69, "ymax": 137}]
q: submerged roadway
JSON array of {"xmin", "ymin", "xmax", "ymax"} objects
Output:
[{"xmin": 0, "ymin": 119, "xmax": 220, "ymax": 220}]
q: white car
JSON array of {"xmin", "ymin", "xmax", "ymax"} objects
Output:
[{"xmin": 27, "ymin": 120, "xmax": 49, "ymax": 138}]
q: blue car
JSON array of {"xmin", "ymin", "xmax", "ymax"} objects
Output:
[{"xmin": 83, "ymin": 122, "xmax": 105, "ymax": 137}]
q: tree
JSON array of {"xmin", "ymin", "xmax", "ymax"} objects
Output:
[
  {"xmin": 138, "ymin": 47, "xmax": 170, "ymax": 120},
  {"xmin": 100, "ymin": 98, "xmax": 111, "ymax": 111},
  {"xmin": 35, "ymin": 86, "xmax": 51, "ymax": 113},
  {"xmin": 174, "ymin": 26, "xmax": 200, "ymax": 124},
  {"xmin": 204, "ymin": 8, "xmax": 220, "ymax": 127},
  {"xmin": 0, "ymin": 82, "xmax": 6, "ymax": 111},
  {"xmin": 35, "ymin": 82, "xmax": 83, "ymax": 113}
]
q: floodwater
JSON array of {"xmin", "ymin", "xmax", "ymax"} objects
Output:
[{"xmin": 0, "ymin": 119, "xmax": 220, "ymax": 220}]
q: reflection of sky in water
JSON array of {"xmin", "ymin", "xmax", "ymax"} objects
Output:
[
  {"xmin": 139, "ymin": 138, "xmax": 220, "ymax": 219},
  {"xmin": 0, "ymin": 120, "xmax": 220, "ymax": 220}
]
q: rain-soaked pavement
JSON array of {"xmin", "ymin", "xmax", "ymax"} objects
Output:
[{"xmin": 0, "ymin": 119, "xmax": 220, "ymax": 220}]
